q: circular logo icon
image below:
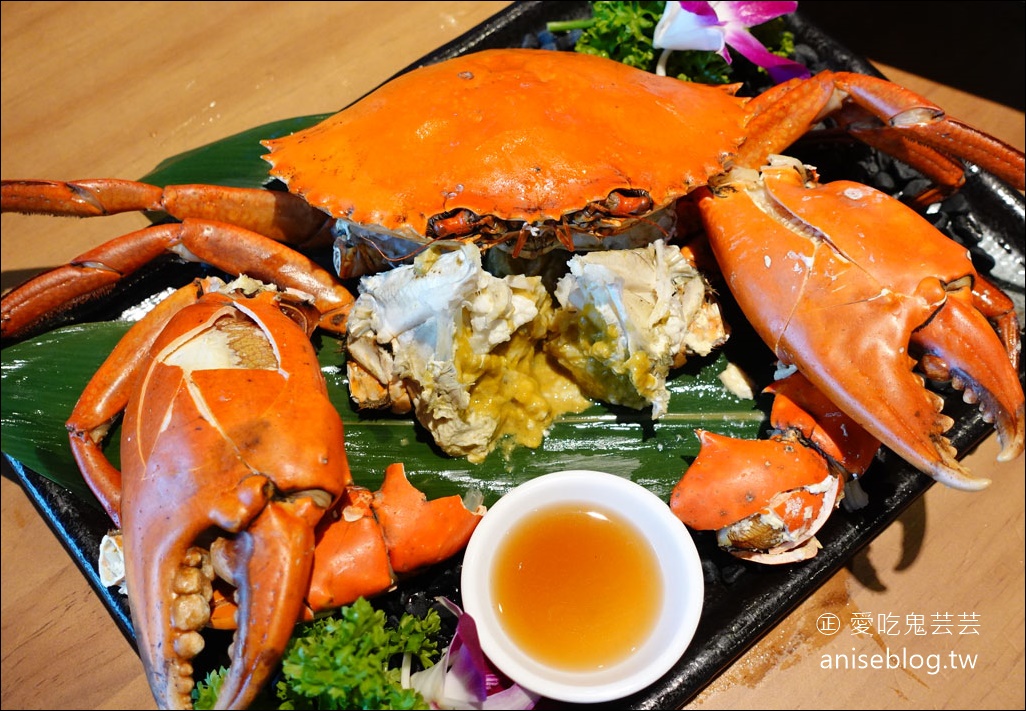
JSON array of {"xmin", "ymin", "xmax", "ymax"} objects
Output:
[{"xmin": 816, "ymin": 612, "xmax": 842, "ymax": 636}]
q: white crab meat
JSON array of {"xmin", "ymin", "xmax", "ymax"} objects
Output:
[
  {"xmin": 98, "ymin": 530, "xmax": 128, "ymax": 595},
  {"xmin": 548, "ymin": 239, "xmax": 728, "ymax": 418},
  {"xmin": 345, "ymin": 243, "xmax": 589, "ymax": 463},
  {"xmin": 719, "ymin": 361, "xmax": 757, "ymax": 400},
  {"xmin": 346, "ymin": 240, "xmax": 727, "ymax": 461}
]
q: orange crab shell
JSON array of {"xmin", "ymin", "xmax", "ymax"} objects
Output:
[
  {"xmin": 261, "ymin": 48, "xmax": 748, "ymax": 240},
  {"xmin": 670, "ymin": 428, "xmax": 835, "ymax": 531}
]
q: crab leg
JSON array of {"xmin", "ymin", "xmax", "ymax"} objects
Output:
[
  {"xmin": 65, "ymin": 276, "xmax": 483, "ymax": 706},
  {"xmin": 0, "ymin": 218, "xmax": 353, "ymax": 340},
  {"xmin": 738, "ymin": 71, "xmax": 1026, "ymax": 200},
  {"xmin": 764, "ymin": 371, "xmax": 881, "ymax": 479},
  {"xmin": 0, "ymin": 179, "xmax": 333, "ymax": 247},
  {"xmin": 371, "ymin": 462, "xmax": 486, "ymax": 574},
  {"xmin": 305, "ymin": 486, "xmax": 396, "ymax": 611}
]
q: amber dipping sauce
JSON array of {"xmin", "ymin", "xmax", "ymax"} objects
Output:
[{"xmin": 492, "ymin": 502, "xmax": 663, "ymax": 671}]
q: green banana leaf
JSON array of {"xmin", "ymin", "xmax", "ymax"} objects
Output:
[
  {"xmin": 139, "ymin": 113, "xmax": 331, "ymax": 189},
  {"xmin": 1, "ymin": 321, "xmax": 769, "ymax": 512}
]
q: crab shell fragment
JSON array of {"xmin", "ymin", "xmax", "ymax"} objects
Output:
[{"xmin": 670, "ymin": 429, "xmax": 844, "ymax": 564}]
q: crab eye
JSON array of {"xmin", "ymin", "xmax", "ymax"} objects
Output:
[
  {"xmin": 605, "ymin": 189, "xmax": 653, "ymax": 217},
  {"xmin": 428, "ymin": 208, "xmax": 482, "ymax": 239}
]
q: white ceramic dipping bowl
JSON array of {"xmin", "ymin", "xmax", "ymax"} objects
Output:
[{"xmin": 460, "ymin": 469, "xmax": 704, "ymax": 704}]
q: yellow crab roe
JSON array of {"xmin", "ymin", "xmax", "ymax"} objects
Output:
[
  {"xmin": 453, "ymin": 285, "xmax": 591, "ymax": 462},
  {"xmin": 547, "ymin": 302, "xmax": 660, "ymax": 411}
]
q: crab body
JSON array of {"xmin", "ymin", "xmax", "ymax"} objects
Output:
[
  {"xmin": 271, "ymin": 50, "xmax": 1025, "ymax": 491},
  {"xmin": 257, "ymin": 49, "xmax": 1024, "ymax": 279},
  {"xmin": 262, "ymin": 49, "xmax": 749, "ymax": 270}
]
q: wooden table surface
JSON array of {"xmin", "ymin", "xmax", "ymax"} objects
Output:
[{"xmin": 2, "ymin": 2, "xmax": 1023, "ymax": 709}]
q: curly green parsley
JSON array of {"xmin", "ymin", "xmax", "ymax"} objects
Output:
[{"xmin": 193, "ymin": 597, "xmax": 444, "ymax": 710}]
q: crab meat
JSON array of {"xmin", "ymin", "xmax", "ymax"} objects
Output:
[
  {"xmin": 346, "ymin": 240, "xmax": 727, "ymax": 460},
  {"xmin": 346, "ymin": 243, "xmax": 590, "ymax": 462},
  {"xmin": 548, "ymin": 239, "xmax": 728, "ymax": 418},
  {"xmin": 98, "ymin": 531, "xmax": 128, "ymax": 594}
]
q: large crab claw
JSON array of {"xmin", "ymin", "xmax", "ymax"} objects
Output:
[
  {"xmin": 696, "ymin": 157, "xmax": 1024, "ymax": 491},
  {"xmin": 134, "ymin": 496, "xmax": 331, "ymax": 711},
  {"xmin": 68, "ymin": 281, "xmax": 351, "ymax": 709}
]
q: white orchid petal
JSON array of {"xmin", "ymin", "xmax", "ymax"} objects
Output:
[
  {"xmin": 656, "ymin": 1, "xmax": 808, "ymax": 82},
  {"xmin": 653, "ymin": 1, "xmax": 725, "ymax": 52}
]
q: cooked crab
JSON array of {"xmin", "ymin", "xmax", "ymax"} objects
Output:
[{"xmin": 3, "ymin": 46, "xmax": 1023, "ymax": 539}]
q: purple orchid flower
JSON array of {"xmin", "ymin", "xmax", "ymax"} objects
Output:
[
  {"xmin": 653, "ymin": 1, "xmax": 810, "ymax": 83},
  {"xmin": 404, "ymin": 597, "xmax": 540, "ymax": 710}
]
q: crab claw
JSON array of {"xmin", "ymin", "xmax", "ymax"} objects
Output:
[
  {"xmin": 305, "ymin": 462, "xmax": 486, "ymax": 614},
  {"xmin": 209, "ymin": 497, "xmax": 333, "ymax": 710},
  {"xmin": 912, "ymin": 282, "xmax": 1025, "ymax": 464},
  {"xmin": 110, "ymin": 289, "xmax": 351, "ymax": 709},
  {"xmin": 126, "ymin": 491, "xmax": 332, "ymax": 710},
  {"xmin": 671, "ymin": 429, "xmax": 842, "ymax": 564},
  {"xmin": 671, "ymin": 374, "xmax": 877, "ymax": 564},
  {"xmin": 698, "ymin": 157, "xmax": 1024, "ymax": 491}
]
